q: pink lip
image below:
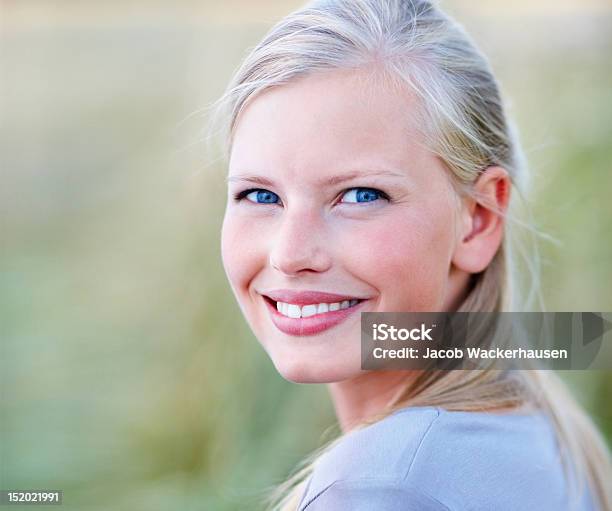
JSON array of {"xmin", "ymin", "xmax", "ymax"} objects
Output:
[
  {"xmin": 261, "ymin": 294, "xmax": 368, "ymax": 337},
  {"xmin": 261, "ymin": 289, "xmax": 366, "ymax": 306}
]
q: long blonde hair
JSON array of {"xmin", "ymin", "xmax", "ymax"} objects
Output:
[{"xmin": 208, "ymin": 1, "xmax": 612, "ymax": 509}]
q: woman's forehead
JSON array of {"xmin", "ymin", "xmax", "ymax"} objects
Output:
[
  {"xmin": 234, "ymin": 67, "xmax": 421, "ymax": 135},
  {"xmin": 229, "ymin": 68, "xmax": 429, "ymax": 178}
]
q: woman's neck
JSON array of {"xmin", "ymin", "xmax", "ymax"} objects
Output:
[{"xmin": 327, "ymin": 370, "xmax": 421, "ymax": 433}]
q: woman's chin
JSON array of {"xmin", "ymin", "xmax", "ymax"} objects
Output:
[{"xmin": 273, "ymin": 357, "xmax": 360, "ymax": 384}]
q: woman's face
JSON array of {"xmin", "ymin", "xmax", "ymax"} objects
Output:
[{"xmin": 221, "ymin": 68, "xmax": 469, "ymax": 383}]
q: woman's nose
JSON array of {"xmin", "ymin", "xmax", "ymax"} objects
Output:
[{"xmin": 269, "ymin": 206, "xmax": 332, "ymax": 276}]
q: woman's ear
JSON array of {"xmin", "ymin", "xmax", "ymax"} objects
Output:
[{"xmin": 451, "ymin": 166, "xmax": 511, "ymax": 274}]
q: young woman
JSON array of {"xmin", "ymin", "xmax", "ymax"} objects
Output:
[{"xmin": 211, "ymin": 0, "xmax": 612, "ymax": 509}]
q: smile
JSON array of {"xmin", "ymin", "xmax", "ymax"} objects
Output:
[
  {"xmin": 262, "ymin": 295, "xmax": 367, "ymax": 336},
  {"xmin": 276, "ymin": 299, "xmax": 360, "ymax": 318}
]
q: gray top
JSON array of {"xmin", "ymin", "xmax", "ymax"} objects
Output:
[{"xmin": 297, "ymin": 406, "xmax": 597, "ymax": 510}]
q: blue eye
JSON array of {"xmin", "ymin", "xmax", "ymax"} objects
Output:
[
  {"xmin": 233, "ymin": 187, "xmax": 389, "ymax": 205},
  {"xmin": 234, "ymin": 188, "xmax": 280, "ymax": 204},
  {"xmin": 340, "ymin": 187, "xmax": 387, "ymax": 203}
]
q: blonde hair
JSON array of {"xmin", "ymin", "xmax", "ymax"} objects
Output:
[{"xmin": 208, "ymin": 1, "xmax": 612, "ymax": 509}]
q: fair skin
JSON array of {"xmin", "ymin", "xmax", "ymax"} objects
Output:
[{"xmin": 221, "ymin": 68, "xmax": 510, "ymax": 432}]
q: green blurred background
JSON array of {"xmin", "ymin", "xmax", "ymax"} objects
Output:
[{"xmin": 1, "ymin": 1, "xmax": 611, "ymax": 509}]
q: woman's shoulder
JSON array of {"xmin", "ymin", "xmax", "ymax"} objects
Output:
[
  {"xmin": 298, "ymin": 406, "xmax": 596, "ymax": 510},
  {"xmin": 298, "ymin": 405, "xmax": 442, "ymax": 510}
]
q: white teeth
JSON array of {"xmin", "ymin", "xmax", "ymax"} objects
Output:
[
  {"xmin": 301, "ymin": 304, "xmax": 317, "ymax": 318},
  {"xmin": 273, "ymin": 298, "xmax": 362, "ymax": 318},
  {"xmin": 287, "ymin": 304, "xmax": 301, "ymax": 319}
]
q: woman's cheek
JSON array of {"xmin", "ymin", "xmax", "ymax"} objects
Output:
[
  {"xmin": 221, "ymin": 214, "xmax": 257, "ymax": 293},
  {"xmin": 348, "ymin": 216, "xmax": 447, "ymax": 311}
]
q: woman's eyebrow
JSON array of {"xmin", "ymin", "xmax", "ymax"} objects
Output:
[{"xmin": 226, "ymin": 169, "xmax": 407, "ymax": 186}]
